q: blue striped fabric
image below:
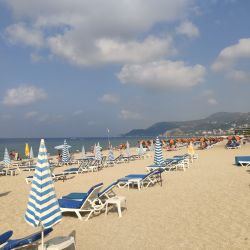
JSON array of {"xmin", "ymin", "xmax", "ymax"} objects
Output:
[
  {"xmin": 108, "ymin": 146, "xmax": 114, "ymax": 161},
  {"xmin": 126, "ymin": 141, "xmax": 130, "ymax": 157},
  {"xmin": 95, "ymin": 142, "xmax": 102, "ymax": 161},
  {"xmin": 62, "ymin": 139, "xmax": 70, "ymax": 163},
  {"xmin": 154, "ymin": 137, "xmax": 165, "ymax": 166},
  {"xmin": 25, "ymin": 139, "xmax": 62, "ymax": 229},
  {"xmin": 3, "ymin": 148, "xmax": 11, "ymax": 167}
]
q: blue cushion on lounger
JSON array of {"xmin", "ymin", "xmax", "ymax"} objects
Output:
[
  {"xmin": 60, "ymin": 183, "xmax": 103, "ymax": 202},
  {"xmin": 62, "ymin": 192, "xmax": 88, "ymax": 200},
  {"xmin": 235, "ymin": 156, "xmax": 250, "ymax": 165},
  {"xmin": 86, "ymin": 183, "xmax": 103, "ymax": 195},
  {"xmin": 125, "ymin": 174, "xmax": 146, "ymax": 179},
  {"xmin": 99, "ymin": 181, "xmax": 118, "ymax": 197},
  {"xmin": 0, "ymin": 231, "xmax": 13, "ymax": 245},
  {"xmin": 2, "ymin": 228, "xmax": 52, "ymax": 250},
  {"xmin": 58, "ymin": 199, "xmax": 84, "ymax": 209},
  {"xmin": 64, "ymin": 168, "xmax": 79, "ymax": 173}
]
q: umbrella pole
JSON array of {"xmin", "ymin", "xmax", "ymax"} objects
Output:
[{"xmin": 41, "ymin": 226, "xmax": 44, "ymax": 250}]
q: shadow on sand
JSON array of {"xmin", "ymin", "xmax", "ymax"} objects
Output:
[{"xmin": 0, "ymin": 191, "xmax": 11, "ymax": 197}]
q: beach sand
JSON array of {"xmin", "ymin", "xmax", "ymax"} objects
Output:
[{"xmin": 0, "ymin": 143, "xmax": 250, "ymax": 249}]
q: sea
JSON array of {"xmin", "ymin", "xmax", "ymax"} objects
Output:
[{"xmin": 0, "ymin": 137, "xmax": 153, "ymax": 158}]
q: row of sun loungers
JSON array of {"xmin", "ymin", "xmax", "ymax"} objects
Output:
[
  {"xmin": 146, "ymin": 154, "xmax": 196, "ymax": 172},
  {"xmin": 58, "ymin": 169, "xmax": 163, "ymax": 221}
]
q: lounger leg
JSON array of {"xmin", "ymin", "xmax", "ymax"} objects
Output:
[
  {"xmin": 85, "ymin": 210, "xmax": 94, "ymax": 221},
  {"xmin": 117, "ymin": 202, "xmax": 122, "ymax": 217},
  {"xmin": 75, "ymin": 211, "xmax": 82, "ymax": 220}
]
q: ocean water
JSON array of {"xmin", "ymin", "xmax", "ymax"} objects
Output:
[{"xmin": 0, "ymin": 137, "xmax": 153, "ymax": 159}]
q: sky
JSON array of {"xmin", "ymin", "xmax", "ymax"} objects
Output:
[{"xmin": 0, "ymin": 0, "xmax": 250, "ymax": 137}]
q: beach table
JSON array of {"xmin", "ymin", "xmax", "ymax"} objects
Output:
[
  {"xmin": 105, "ymin": 196, "xmax": 127, "ymax": 217},
  {"xmin": 38, "ymin": 236, "xmax": 75, "ymax": 250}
]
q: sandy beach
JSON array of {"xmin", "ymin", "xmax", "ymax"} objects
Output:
[{"xmin": 0, "ymin": 143, "xmax": 250, "ymax": 250}]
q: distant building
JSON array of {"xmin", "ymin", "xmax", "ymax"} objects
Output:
[{"xmin": 234, "ymin": 127, "xmax": 250, "ymax": 135}]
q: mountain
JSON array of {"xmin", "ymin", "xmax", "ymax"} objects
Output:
[{"xmin": 124, "ymin": 112, "xmax": 250, "ymax": 136}]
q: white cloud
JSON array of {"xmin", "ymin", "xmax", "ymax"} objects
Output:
[
  {"xmin": 208, "ymin": 98, "xmax": 218, "ymax": 105},
  {"xmin": 176, "ymin": 21, "xmax": 199, "ymax": 38},
  {"xmin": 118, "ymin": 60, "xmax": 206, "ymax": 89},
  {"xmin": 47, "ymin": 34, "xmax": 176, "ymax": 65},
  {"xmin": 4, "ymin": 0, "xmax": 194, "ymax": 65},
  {"xmin": 119, "ymin": 109, "xmax": 142, "ymax": 120},
  {"xmin": 3, "ymin": 85, "xmax": 48, "ymax": 106},
  {"xmin": 25, "ymin": 111, "xmax": 39, "ymax": 119},
  {"xmin": 5, "ymin": 23, "xmax": 45, "ymax": 48},
  {"xmin": 99, "ymin": 94, "xmax": 120, "ymax": 104},
  {"xmin": 212, "ymin": 38, "xmax": 250, "ymax": 82}
]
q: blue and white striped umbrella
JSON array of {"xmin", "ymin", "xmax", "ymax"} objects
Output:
[
  {"xmin": 108, "ymin": 146, "xmax": 115, "ymax": 161},
  {"xmin": 95, "ymin": 142, "xmax": 102, "ymax": 161},
  {"xmin": 82, "ymin": 145, "xmax": 86, "ymax": 159},
  {"xmin": 62, "ymin": 140, "xmax": 70, "ymax": 163},
  {"xmin": 126, "ymin": 141, "xmax": 130, "ymax": 157},
  {"xmin": 30, "ymin": 146, "xmax": 34, "ymax": 159},
  {"xmin": 3, "ymin": 148, "xmax": 11, "ymax": 167},
  {"xmin": 154, "ymin": 137, "xmax": 165, "ymax": 166},
  {"xmin": 25, "ymin": 139, "xmax": 62, "ymax": 247}
]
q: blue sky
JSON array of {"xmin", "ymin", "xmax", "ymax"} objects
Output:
[{"xmin": 0, "ymin": 0, "xmax": 250, "ymax": 137}]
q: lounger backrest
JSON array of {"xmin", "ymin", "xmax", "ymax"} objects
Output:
[
  {"xmin": 142, "ymin": 170, "xmax": 159, "ymax": 180},
  {"xmin": 99, "ymin": 181, "xmax": 118, "ymax": 198},
  {"xmin": 79, "ymin": 160, "xmax": 89, "ymax": 170},
  {"xmin": 80, "ymin": 183, "xmax": 103, "ymax": 209}
]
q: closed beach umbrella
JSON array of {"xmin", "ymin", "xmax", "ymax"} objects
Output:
[
  {"xmin": 138, "ymin": 142, "xmax": 144, "ymax": 156},
  {"xmin": 30, "ymin": 147, "xmax": 34, "ymax": 159},
  {"xmin": 108, "ymin": 146, "xmax": 115, "ymax": 161},
  {"xmin": 126, "ymin": 141, "xmax": 130, "ymax": 157},
  {"xmin": 188, "ymin": 142, "xmax": 195, "ymax": 156},
  {"xmin": 95, "ymin": 142, "xmax": 102, "ymax": 161},
  {"xmin": 3, "ymin": 148, "xmax": 11, "ymax": 167},
  {"xmin": 25, "ymin": 139, "xmax": 62, "ymax": 249},
  {"xmin": 82, "ymin": 145, "xmax": 86, "ymax": 159},
  {"xmin": 154, "ymin": 137, "xmax": 165, "ymax": 166},
  {"xmin": 62, "ymin": 139, "xmax": 70, "ymax": 163},
  {"xmin": 25, "ymin": 143, "xmax": 30, "ymax": 158}
]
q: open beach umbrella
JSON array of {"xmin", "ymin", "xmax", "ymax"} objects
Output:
[
  {"xmin": 25, "ymin": 139, "xmax": 62, "ymax": 249},
  {"xmin": 62, "ymin": 139, "xmax": 70, "ymax": 163},
  {"xmin": 3, "ymin": 148, "xmax": 11, "ymax": 167},
  {"xmin": 95, "ymin": 142, "xmax": 102, "ymax": 161},
  {"xmin": 108, "ymin": 146, "xmax": 115, "ymax": 161},
  {"xmin": 30, "ymin": 147, "xmax": 34, "ymax": 159},
  {"xmin": 126, "ymin": 141, "xmax": 130, "ymax": 157},
  {"xmin": 154, "ymin": 137, "xmax": 165, "ymax": 166},
  {"xmin": 82, "ymin": 145, "xmax": 86, "ymax": 159},
  {"xmin": 25, "ymin": 143, "xmax": 30, "ymax": 158}
]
